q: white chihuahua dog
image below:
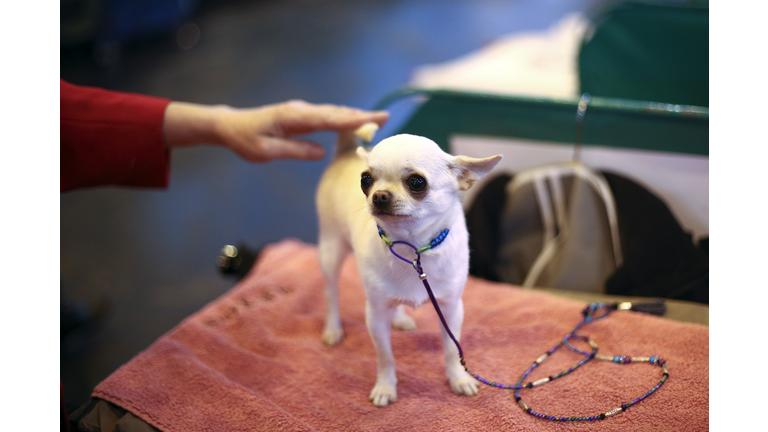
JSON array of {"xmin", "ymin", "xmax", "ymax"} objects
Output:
[{"xmin": 316, "ymin": 125, "xmax": 501, "ymax": 407}]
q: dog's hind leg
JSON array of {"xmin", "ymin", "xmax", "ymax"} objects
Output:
[
  {"xmin": 318, "ymin": 234, "xmax": 350, "ymax": 346},
  {"xmin": 392, "ymin": 305, "xmax": 417, "ymax": 331}
]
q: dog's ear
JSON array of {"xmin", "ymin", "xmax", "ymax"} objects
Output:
[
  {"xmin": 356, "ymin": 146, "xmax": 371, "ymax": 160},
  {"xmin": 450, "ymin": 154, "xmax": 503, "ymax": 191}
]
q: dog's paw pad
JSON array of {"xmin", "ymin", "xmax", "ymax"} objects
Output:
[
  {"xmin": 449, "ymin": 376, "xmax": 480, "ymax": 397},
  {"xmin": 369, "ymin": 384, "xmax": 397, "ymax": 407},
  {"xmin": 392, "ymin": 314, "xmax": 417, "ymax": 332},
  {"xmin": 321, "ymin": 327, "xmax": 344, "ymax": 346}
]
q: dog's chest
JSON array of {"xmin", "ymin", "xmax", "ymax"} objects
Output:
[{"xmin": 362, "ymin": 247, "xmax": 467, "ymax": 308}]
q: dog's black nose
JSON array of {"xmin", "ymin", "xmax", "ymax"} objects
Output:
[{"xmin": 372, "ymin": 190, "xmax": 392, "ymax": 208}]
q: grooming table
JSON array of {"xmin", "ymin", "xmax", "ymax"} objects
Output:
[{"xmin": 71, "ymin": 239, "xmax": 708, "ymax": 431}]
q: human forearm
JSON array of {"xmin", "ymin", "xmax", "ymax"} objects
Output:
[
  {"xmin": 163, "ymin": 101, "xmax": 230, "ymax": 148},
  {"xmin": 162, "ymin": 99, "xmax": 389, "ymax": 162}
]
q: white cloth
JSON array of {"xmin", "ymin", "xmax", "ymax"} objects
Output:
[{"xmin": 409, "ymin": 13, "xmax": 590, "ymax": 99}]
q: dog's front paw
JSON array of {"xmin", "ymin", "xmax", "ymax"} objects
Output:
[
  {"xmin": 321, "ymin": 326, "xmax": 344, "ymax": 346},
  {"xmin": 369, "ymin": 383, "xmax": 397, "ymax": 407},
  {"xmin": 449, "ymin": 374, "xmax": 480, "ymax": 397}
]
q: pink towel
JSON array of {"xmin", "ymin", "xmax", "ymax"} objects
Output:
[{"xmin": 93, "ymin": 239, "xmax": 708, "ymax": 431}]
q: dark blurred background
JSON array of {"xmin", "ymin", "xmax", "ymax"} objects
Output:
[{"xmin": 60, "ymin": 0, "xmax": 609, "ymax": 412}]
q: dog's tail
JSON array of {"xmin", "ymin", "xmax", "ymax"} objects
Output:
[{"xmin": 334, "ymin": 122, "xmax": 379, "ymax": 158}]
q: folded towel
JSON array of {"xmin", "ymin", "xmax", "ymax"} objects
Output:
[{"xmin": 93, "ymin": 239, "xmax": 708, "ymax": 431}]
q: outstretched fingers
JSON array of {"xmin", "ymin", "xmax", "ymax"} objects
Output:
[
  {"xmin": 277, "ymin": 100, "xmax": 389, "ymax": 136},
  {"xmin": 251, "ymin": 136, "xmax": 326, "ymax": 161}
]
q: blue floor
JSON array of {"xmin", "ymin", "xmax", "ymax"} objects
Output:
[{"xmin": 60, "ymin": 0, "xmax": 602, "ymax": 410}]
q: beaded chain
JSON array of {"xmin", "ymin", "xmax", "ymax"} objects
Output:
[{"xmin": 377, "ymin": 226, "xmax": 670, "ymax": 422}]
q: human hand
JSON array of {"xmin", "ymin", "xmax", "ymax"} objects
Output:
[{"xmin": 164, "ymin": 100, "xmax": 389, "ymax": 162}]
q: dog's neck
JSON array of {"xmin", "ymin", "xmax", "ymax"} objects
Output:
[{"xmin": 373, "ymin": 201, "xmax": 463, "ymax": 247}]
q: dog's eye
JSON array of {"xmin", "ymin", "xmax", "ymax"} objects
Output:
[
  {"xmin": 406, "ymin": 174, "xmax": 427, "ymax": 192},
  {"xmin": 361, "ymin": 172, "xmax": 373, "ymax": 190}
]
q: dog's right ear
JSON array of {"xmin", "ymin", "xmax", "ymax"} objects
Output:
[{"xmin": 356, "ymin": 146, "xmax": 371, "ymax": 160}]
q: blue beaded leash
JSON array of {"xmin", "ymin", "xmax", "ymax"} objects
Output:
[{"xmin": 377, "ymin": 226, "xmax": 669, "ymax": 422}]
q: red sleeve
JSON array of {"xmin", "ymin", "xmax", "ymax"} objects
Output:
[{"xmin": 60, "ymin": 79, "xmax": 172, "ymax": 192}]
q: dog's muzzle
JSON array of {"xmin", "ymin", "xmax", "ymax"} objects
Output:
[{"xmin": 372, "ymin": 190, "xmax": 393, "ymax": 210}]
